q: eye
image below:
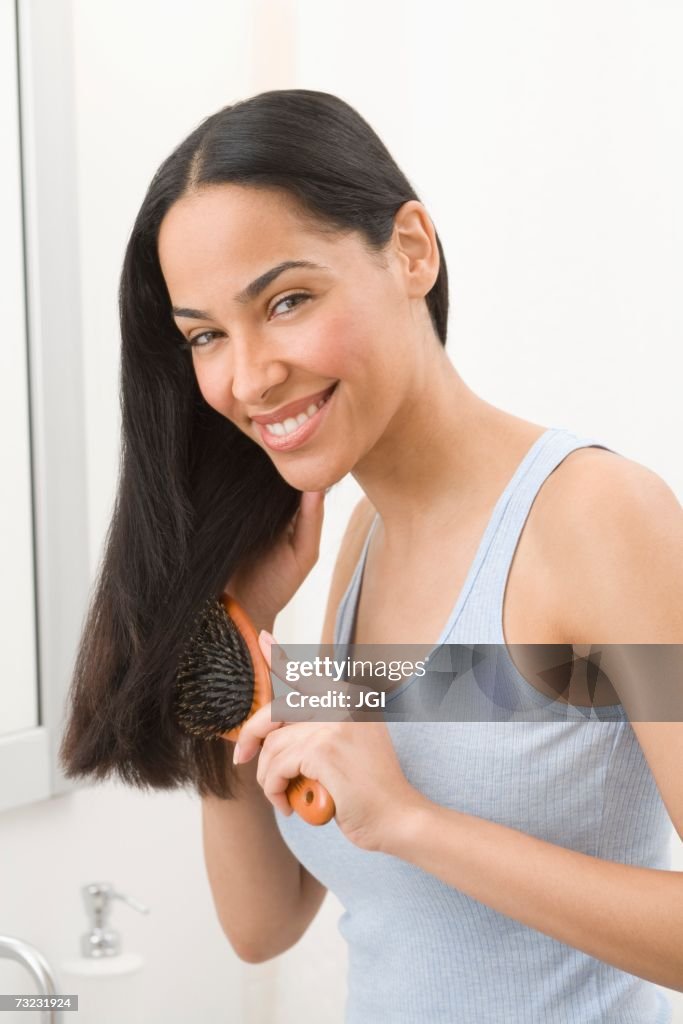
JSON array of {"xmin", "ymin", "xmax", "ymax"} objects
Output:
[
  {"xmin": 178, "ymin": 330, "xmax": 223, "ymax": 351},
  {"xmin": 177, "ymin": 292, "xmax": 311, "ymax": 352},
  {"xmin": 270, "ymin": 292, "xmax": 311, "ymax": 317}
]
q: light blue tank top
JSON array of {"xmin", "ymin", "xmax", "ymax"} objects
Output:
[{"xmin": 275, "ymin": 427, "xmax": 674, "ymax": 1023}]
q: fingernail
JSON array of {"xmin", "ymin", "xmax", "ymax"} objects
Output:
[{"xmin": 232, "ymin": 743, "xmax": 241, "ymax": 765}]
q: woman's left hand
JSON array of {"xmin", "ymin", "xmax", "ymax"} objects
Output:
[{"xmin": 234, "ymin": 632, "xmax": 428, "ymax": 853}]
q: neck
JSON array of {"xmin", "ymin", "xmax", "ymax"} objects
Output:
[{"xmin": 352, "ymin": 346, "xmax": 546, "ymax": 552}]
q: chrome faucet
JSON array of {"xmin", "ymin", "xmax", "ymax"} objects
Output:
[{"xmin": 0, "ymin": 935, "xmax": 61, "ymax": 1024}]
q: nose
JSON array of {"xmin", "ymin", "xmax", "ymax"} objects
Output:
[{"xmin": 229, "ymin": 336, "xmax": 288, "ymax": 407}]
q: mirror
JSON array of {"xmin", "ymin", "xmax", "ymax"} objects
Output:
[
  {"xmin": 0, "ymin": 0, "xmax": 38, "ymax": 738},
  {"xmin": 0, "ymin": 0, "xmax": 90, "ymax": 812}
]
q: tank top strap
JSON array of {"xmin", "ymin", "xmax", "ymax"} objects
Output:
[
  {"xmin": 451, "ymin": 426, "xmax": 617, "ymax": 641},
  {"xmin": 333, "ymin": 514, "xmax": 379, "ymax": 649},
  {"xmin": 335, "ymin": 427, "xmax": 618, "ymax": 649}
]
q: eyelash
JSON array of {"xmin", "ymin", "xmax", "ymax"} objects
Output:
[{"xmin": 177, "ymin": 292, "xmax": 311, "ymax": 351}]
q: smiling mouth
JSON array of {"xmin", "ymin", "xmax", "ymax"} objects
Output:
[
  {"xmin": 258, "ymin": 382, "xmax": 338, "ymax": 436},
  {"xmin": 254, "ymin": 382, "xmax": 338, "ymax": 451}
]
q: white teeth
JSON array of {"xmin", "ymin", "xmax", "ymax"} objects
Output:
[{"xmin": 265, "ymin": 393, "xmax": 331, "ymax": 436}]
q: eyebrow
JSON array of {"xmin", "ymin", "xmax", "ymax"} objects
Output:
[{"xmin": 171, "ymin": 260, "xmax": 331, "ymax": 321}]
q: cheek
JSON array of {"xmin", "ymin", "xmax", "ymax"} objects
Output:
[
  {"xmin": 192, "ymin": 361, "xmax": 234, "ymax": 417},
  {"xmin": 189, "ymin": 302, "xmax": 383, "ymax": 414},
  {"xmin": 305, "ymin": 307, "xmax": 379, "ymax": 378}
]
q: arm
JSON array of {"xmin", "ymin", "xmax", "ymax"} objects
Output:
[
  {"xmin": 384, "ymin": 799, "xmax": 683, "ymax": 991},
  {"xmin": 379, "ymin": 457, "xmax": 683, "ymax": 993},
  {"xmin": 202, "ymin": 495, "xmax": 375, "ymax": 962},
  {"xmin": 201, "ymin": 751, "xmax": 326, "ymax": 963}
]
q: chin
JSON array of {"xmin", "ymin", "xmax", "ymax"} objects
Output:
[{"xmin": 280, "ymin": 464, "xmax": 342, "ymax": 495}]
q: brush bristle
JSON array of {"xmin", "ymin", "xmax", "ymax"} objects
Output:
[{"xmin": 174, "ymin": 597, "xmax": 255, "ymax": 739}]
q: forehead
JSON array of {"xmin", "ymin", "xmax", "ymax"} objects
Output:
[{"xmin": 158, "ymin": 184, "xmax": 334, "ymax": 281}]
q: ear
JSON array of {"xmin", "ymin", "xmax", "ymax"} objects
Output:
[{"xmin": 390, "ymin": 200, "xmax": 440, "ymax": 299}]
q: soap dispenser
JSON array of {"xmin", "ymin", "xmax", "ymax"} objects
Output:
[{"xmin": 60, "ymin": 883, "xmax": 149, "ymax": 1024}]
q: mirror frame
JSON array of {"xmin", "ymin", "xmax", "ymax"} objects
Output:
[{"xmin": 0, "ymin": 0, "xmax": 90, "ymax": 812}]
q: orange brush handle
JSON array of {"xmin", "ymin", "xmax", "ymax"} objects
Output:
[{"xmin": 219, "ymin": 595, "xmax": 335, "ymax": 826}]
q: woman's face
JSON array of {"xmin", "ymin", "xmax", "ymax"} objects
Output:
[{"xmin": 157, "ymin": 183, "xmax": 432, "ymax": 491}]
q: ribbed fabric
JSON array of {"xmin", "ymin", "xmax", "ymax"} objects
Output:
[{"xmin": 275, "ymin": 427, "xmax": 674, "ymax": 1023}]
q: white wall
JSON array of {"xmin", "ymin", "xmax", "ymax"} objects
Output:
[{"xmin": 1, "ymin": 2, "xmax": 681, "ymax": 1021}]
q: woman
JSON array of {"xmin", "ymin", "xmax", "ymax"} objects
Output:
[{"xmin": 59, "ymin": 89, "xmax": 683, "ymax": 1020}]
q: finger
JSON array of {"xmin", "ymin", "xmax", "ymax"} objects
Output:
[
  {"xmin": 258, "ymin": 629, "xmax": 273, "ymax": 666},
  {"xmin": 263, "ymin": 636, "xmax": 300, "ymax": 695},
  {"xmin": 272, "ymin": 655, "xmax": 370, "ymax": 713},
  {"xmin": 260, "ymin": 747, "xmax": 312, "ymax": 817},
  {"xmin": 269, "ymin": 693, "xmax": 317, "ymax": 723},
  {"xmin": 255, "ymin": 630, "xmax": 294, "ymax": 701},
  {"xmin": 257, "ymin": 628, "xmax": 358, "ymax": 718},
  {"xmin": 258, "ymin": 729, "xmax": 317, "ymax": 815},
  {"xmin": 263, "ymin": 632, "xmax": 342, "ymax": 702},
  {"xmin": 255, "ymin": 722, "xmax": 321, "ymax": 795},
  {"xmin": 235, "ymin": 702, "xmax": 284, "ymax": 763},
  {"xmin": 254, "ymin": 745, "xmax": 292, "ymax": 816},
  {"xmin": 238, "ymin": 705, "xmax": 334, "ymax": 758},
  {"xmin": 255, "ymin": 721, "xmax": 295, "ymax": 784}
]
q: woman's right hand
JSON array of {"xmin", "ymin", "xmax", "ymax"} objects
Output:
[{"xmin": 223, "ymin": 489, "xmax": 326, "ymax": 632}]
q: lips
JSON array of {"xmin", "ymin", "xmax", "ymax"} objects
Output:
[
  {"xmin": 250, "ymin": 382, "xmax": 338, "ymax": 425},
  {"xmin": 256, "ymin": 381, "xmax": 337, "ymax": 453}
]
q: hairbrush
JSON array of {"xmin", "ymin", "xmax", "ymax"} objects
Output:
[{"xmin": 174, "ymin": 593, "xmax": 335, "ymax": 826}]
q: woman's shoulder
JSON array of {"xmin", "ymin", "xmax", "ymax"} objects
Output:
[
  {"xmin": 541, "ymin": 444, "xmax": 678, "ymax": 532},
  {"xmin": 535, "ymin": 444, "xmax": 683, "ymax": 641}
]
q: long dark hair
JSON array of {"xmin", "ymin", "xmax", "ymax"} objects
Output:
[{"xmin": 58, "ymin": 89, "xmax": 450, "ymax": 799}]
